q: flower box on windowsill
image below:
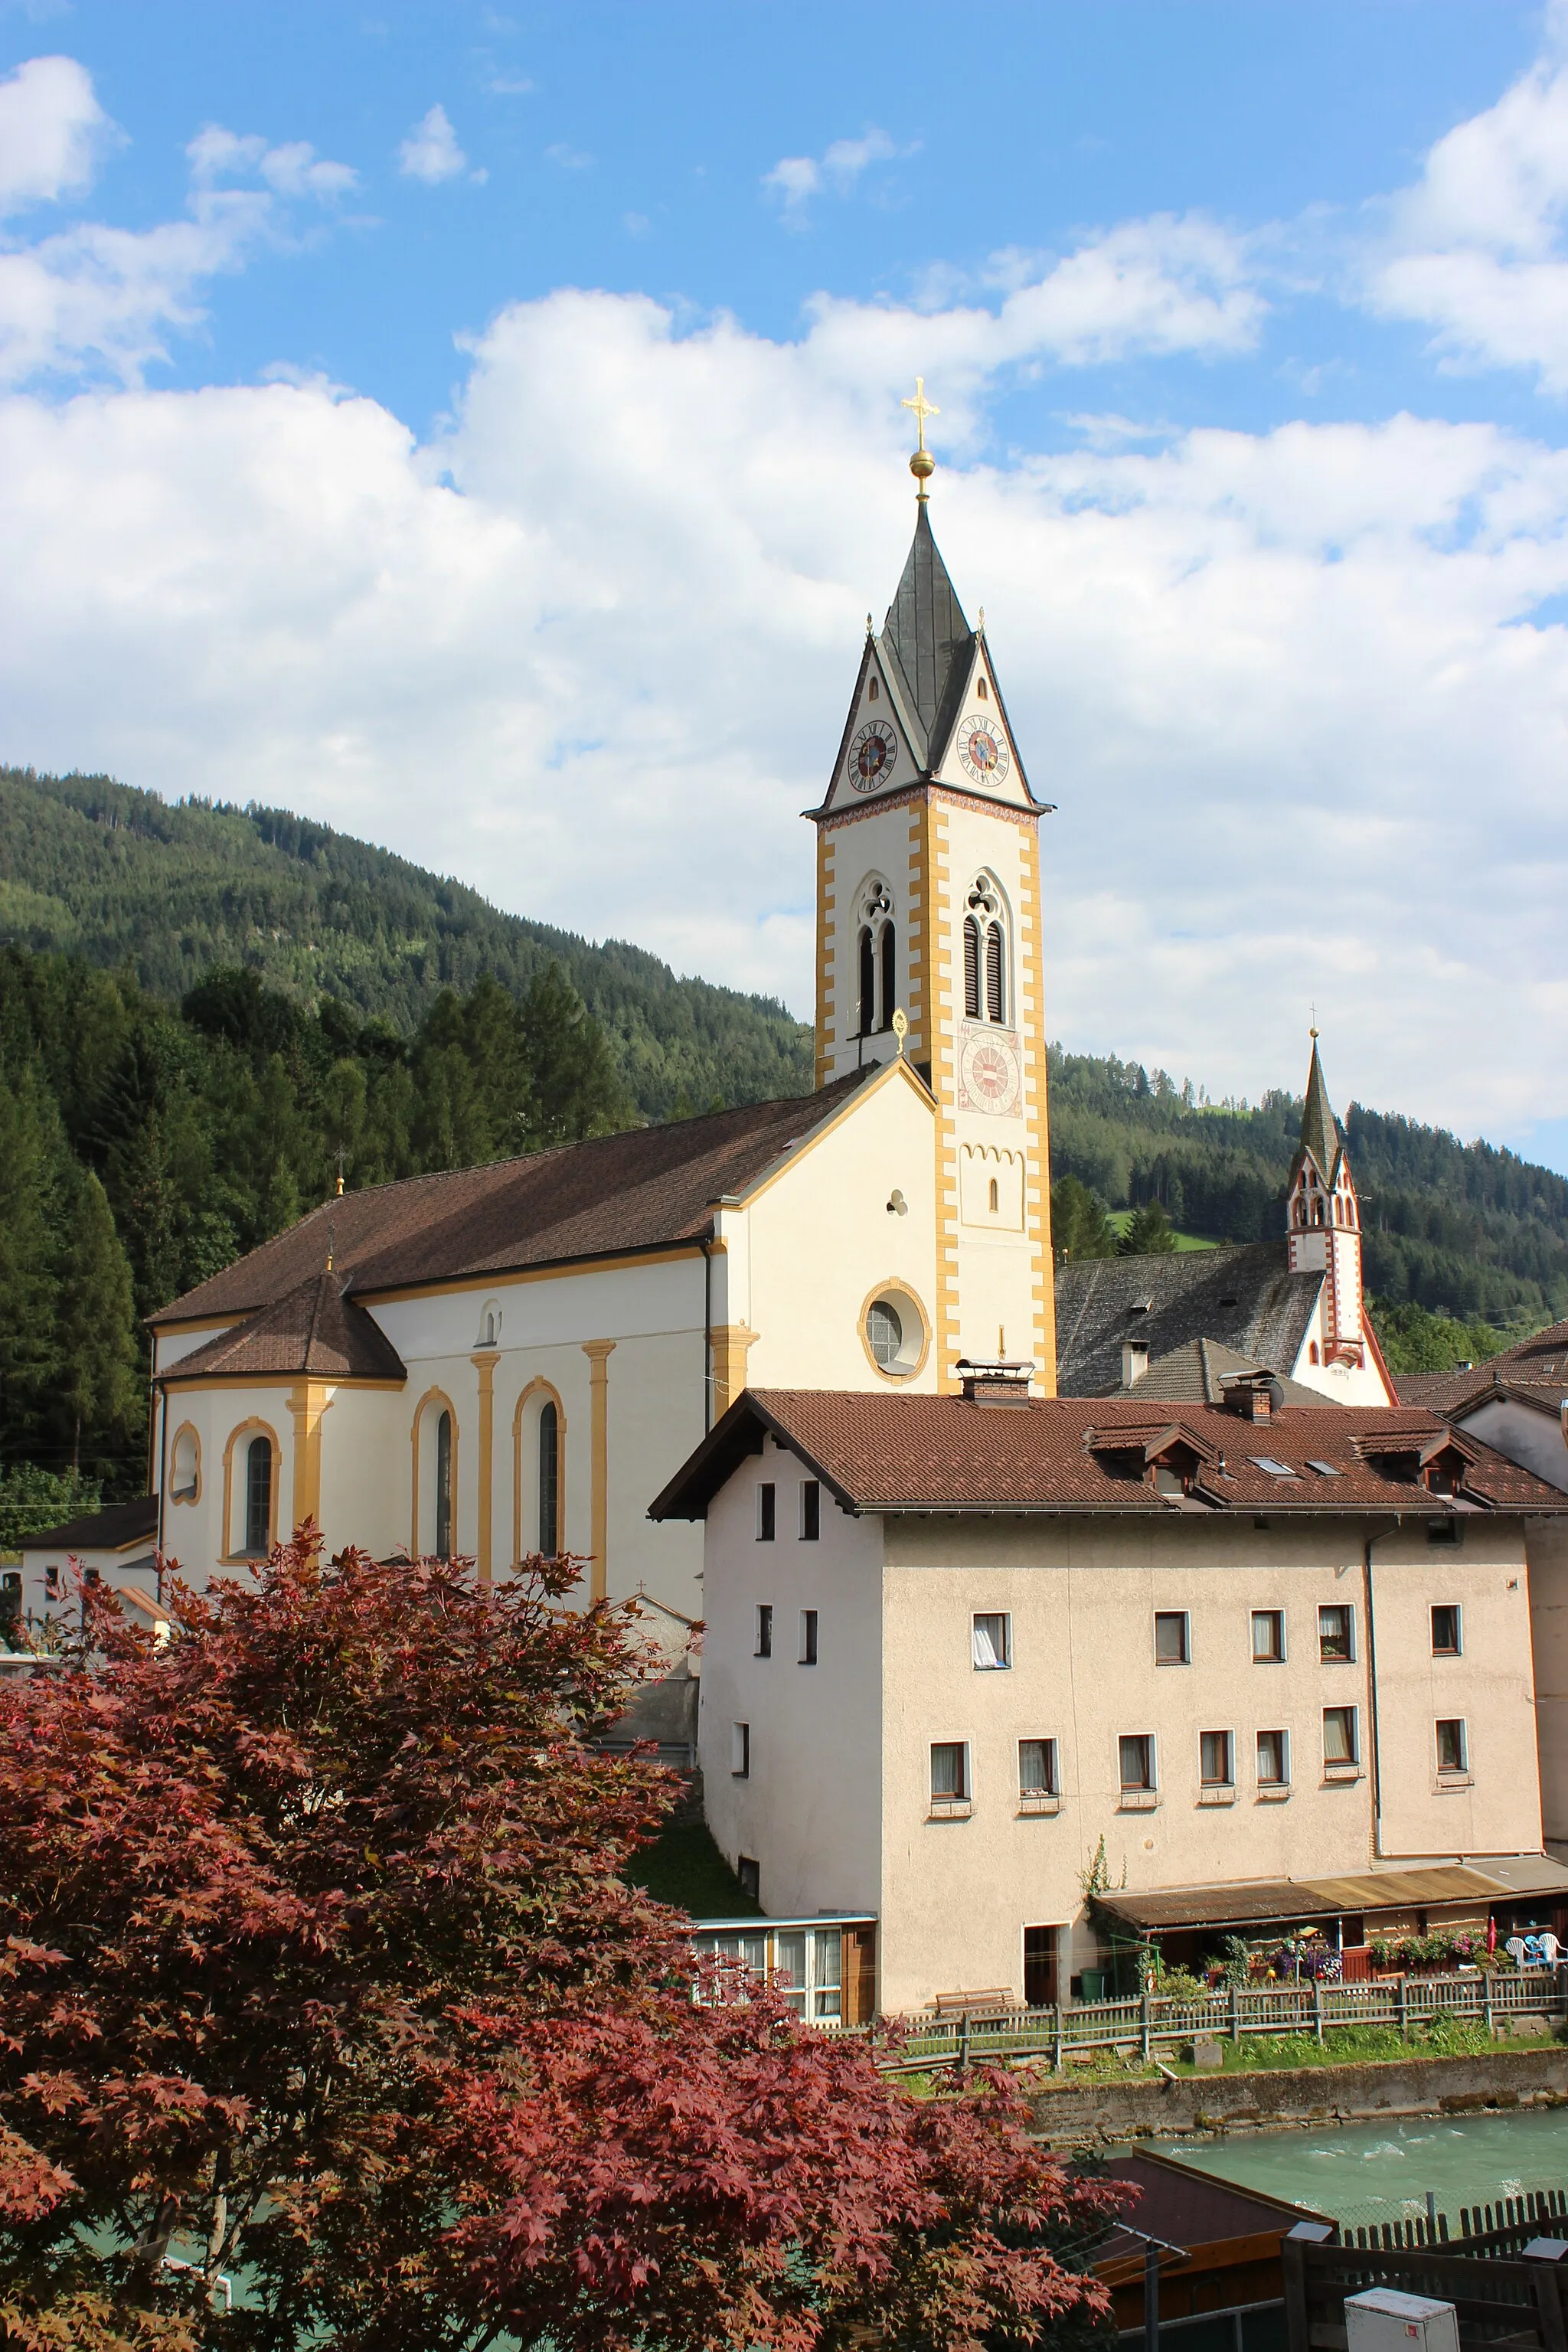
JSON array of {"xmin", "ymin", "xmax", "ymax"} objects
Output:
[
  {"xmin": 1322, "ymin": 1766, "xmax": 1362, "ymax": 1784},
  {"xmin": 1197, "ymin": 1786, "xmax": 1236, "ymax": 1806},
  {"xmin": 928, "ymin": 1798, "xmax": 973, "ymax": 1821},
  {"xmin": 1117, "ymin": 1790, "xmax": 1159, "ymax": 1812},
  {"xmin": 1018, "ymin": 1795, "xmax": 1061, "ymax": 1817},
  {"xmin": 1255, "ymin": 1785, "xmax": 1292, "ymax": 1803}
]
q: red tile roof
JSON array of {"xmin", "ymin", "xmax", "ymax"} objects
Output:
[
  {"xmin": 650, "ymin": 1390, "xmax": 1568, "ymax": 1520},
  {"xmin": 158, "ymin": 1271, "xmax": 407, "ymax": 1384},
  {"xmin": 150, "ymin": 1070, "xmax": 874, "ymax": 1328},
  {"xmin": 1401, "ymin": 1318, "xmax": 1568, "ymax": 1418}
]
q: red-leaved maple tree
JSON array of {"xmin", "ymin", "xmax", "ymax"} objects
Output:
[{"xmin": 0, "ymin": 1532, "xmax": 1123, "ymax": 2350}]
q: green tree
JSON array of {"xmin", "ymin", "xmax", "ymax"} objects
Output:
[
  {"xmin": 521, "ymin": 962, "xmax": 636, "ymax": 1147},
  {"xmin": 1119, "ymin": 1200, "xmax": 1178, "ymax": 1256},
  {"xmin": 1050, "ymin": 1175, "xmax": 1119, "ymax": 1264},
  {"xmin": 52, "ymin": 1169, "xmax": 141, "ymax": 1478},
  {"xmin": 0, "ymin": 1066, "xmax": 60, "ymax": 1465}
]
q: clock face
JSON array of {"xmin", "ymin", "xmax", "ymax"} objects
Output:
[
  {"xmin": 959, "ymin": 1027, "xmax": 1021, "ymax": 1116},
  {"xmin": 959, "ymin": 718, "xmax": 1010, "ymax": 787},
  {"xmin": 848, "ymin": 720, "xmax": 897, "ymax": 792}
]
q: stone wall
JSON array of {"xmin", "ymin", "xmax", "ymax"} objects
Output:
[{"xmin": 1027, "ymin": 2047, "xmax": 1568, "ymax": 2146}]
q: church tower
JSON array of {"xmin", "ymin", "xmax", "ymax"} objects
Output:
[
  {"xmin": 1286, "ymin": 1033, "xmax": 1377, "ymax": 1385},
  {"xmin": 810, "ymin": 387, "xmax": 1058, "ymax": 1393}
]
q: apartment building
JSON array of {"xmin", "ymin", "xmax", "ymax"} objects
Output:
[{"xmin": 653, "ymin": 1372, "xmax": 1568, "ymax": 2015}]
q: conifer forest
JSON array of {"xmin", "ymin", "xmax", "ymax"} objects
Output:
[{"xmin": 2, "ymin": 764, "xmax": 1565, "ymax": 1528}]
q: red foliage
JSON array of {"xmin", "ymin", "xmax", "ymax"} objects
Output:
[{"xmin": 0, "ymin": 1531, "xmax": 1122, "ymax": 2348}]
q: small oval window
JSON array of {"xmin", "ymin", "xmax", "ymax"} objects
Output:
[{"xmin": 867, "ymin": 1299, "xmax": 903, "ymax": 1367}]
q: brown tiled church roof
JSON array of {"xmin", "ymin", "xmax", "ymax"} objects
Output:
[
  {"xmin": 652, "ymin": 1390, "xmax": 1568, "ymax": 1521},
  {"xmin": 1397, "ymin": 1318, "xmax": 1568, "ymax": 1419},
  {"xmin": 151, "ymin": 1070, "xmax": 874, "ymax": 1328},
  {"xmin": 1054, "ymin": 1243, "xmax": 1322, "ymax": 1397},
  {"xmin": 160, "ymin": 1270, "xmax": 408, "ymax": 1383}
]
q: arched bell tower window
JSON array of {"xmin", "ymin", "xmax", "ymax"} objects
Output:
[
  {"xmin": 964, "ymin": 876, "xmax": 1009, "ymax": 1027},
  {"xmin": 855, "ymin": 878, "xmax": 896, "ymax": 1037}
]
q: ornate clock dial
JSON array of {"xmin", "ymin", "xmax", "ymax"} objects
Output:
[
  {"xmin": 958, "ymin": 718, "xmax": 1010, "ymax": 787},
  {"xmin": 848, "ymin": 719, "xmax": 897, "ymax": 792},
  {"xmin": 959, "ymin": 1028, "xmax": 1021, "ymax": 1116}
]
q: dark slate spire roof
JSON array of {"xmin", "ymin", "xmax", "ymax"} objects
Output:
[
  {"xmin": 1296, "ymin": 1039, "xmax": 1343, "ymax": 1181},
  {"xmin": 878, "ymin": 503, "xmax": 975, "ymax": 767}
]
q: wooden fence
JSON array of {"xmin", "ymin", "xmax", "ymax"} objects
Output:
[{"xmin": 879, "ymin": 1968, "xmax": 1565, "ymax": 2073}]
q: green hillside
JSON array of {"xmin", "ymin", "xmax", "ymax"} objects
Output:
[
  {"xmin": 0, "ymin": 766, "xmax": 813, "ymax": 1120},
  {"xmin": 2, "ymin": 762, "xmax": 1564, "ymax": 1517}
]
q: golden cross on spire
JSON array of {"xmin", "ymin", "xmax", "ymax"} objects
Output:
[
  {"xmin": 902, "ymin": 377, "xmax": 939, "ymax": 495},
  {"xmin": 902, "ymin": 376, "xmax": 939, "ymax": 452}
]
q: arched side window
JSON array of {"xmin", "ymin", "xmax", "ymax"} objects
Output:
[
  {"xmin": 435, "ymin": 1410, "xmax": 453, "ymax": 1560},
  {"xmin": 245, "ymin": 1436, "xmax": 273, "ymax": 1557},
  {"xmin": 965, "ymin": 876, "xmax": 1010, "ymax": 1028},
  {"xmin": 410, "ymin": 1389, "xmax": 459, "ymax": 1561},
  {"xmin": 170, "ymin": 1422, "xmax": 201, "ymax": 1504},
  {"xmin": 538, "ymin": 1400, "xmax": 559, "ymax": 1556},
  {"xmin": 854, "ymin": 878, "xmax": 894, "ymax": 1036},
  {"xmin": 513, "ymin": 1380, "xmax": 567, "ymax": 1567}
]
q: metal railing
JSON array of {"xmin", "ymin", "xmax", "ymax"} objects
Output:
[{"xmin": 877, "ymin": 1968, "xmax": 1565, "ymax": 2073}]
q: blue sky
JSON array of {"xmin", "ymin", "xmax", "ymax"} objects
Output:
[{"xmin": 2, "ymin": 1, "xmax": 1566, "ymax": 1171}]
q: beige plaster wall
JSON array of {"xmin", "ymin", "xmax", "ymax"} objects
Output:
[
  {"xmin": 699, "ymin": 1434, "xmax": 884, "ymax": 1919},
  {"xmin": 1527, "ymin": 1516, "xmax": 1568, "ymax": 1851}
]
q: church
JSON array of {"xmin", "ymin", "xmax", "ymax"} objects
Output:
[
  {"xmin": 31, "ymin": 399, "xmax": 1390, "ymax": 1646},
  {"xmin": 109, "ymin": 399, "xmax": 1059, "ymax": 1638}
]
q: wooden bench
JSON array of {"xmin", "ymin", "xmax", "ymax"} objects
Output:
[{"xmin": 926, "ymin": 1988, "xmax": 1018, "ymax": 2021}]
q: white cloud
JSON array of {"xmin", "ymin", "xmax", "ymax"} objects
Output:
[
  {"xmin": 397, "ymin": 103, "xmax": 468, "ymax": 185},
  {"xmin": 0, "ymin": 54, "xmax": 112, "ymax": 216},
  {"xmin": 0, "ymin": 91, "xmax": 358, "ymax": 387},
  {"xmin": 1363, "ymin": 31, "xmax": 1568, "ymax": 392},
  {"xmin": 2, "ymin": 286, "xmax": 1566, "ymax": 1139},
  {"xmin": 763, "ymin": 125, "xmax": 901, "ymax": 222},
  {"xmin": 544, "ymin": 142, "xmax": 593, "ymax": 172}
]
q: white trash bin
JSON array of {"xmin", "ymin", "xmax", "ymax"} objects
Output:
[{"xmin": 1345, "ymin": 2287, "xmax": 1461, "ymax": 2352}]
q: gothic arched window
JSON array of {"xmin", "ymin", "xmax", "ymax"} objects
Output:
[
  {"xmin": 855, "ymin": 879, "xmax": 894, "ymax": 1036},
  {"xmin": 965, "ymin": 877, "xmax": 1009, "ymax": 1028},
  {"xmin": 244, "ymin": 1436, "xmax": 272, "ymax": 1557}
]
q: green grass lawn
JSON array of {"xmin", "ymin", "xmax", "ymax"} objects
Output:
[
  {"xmin": 1106, "ymin": 1210, "xmax": 1219, "ymax": 1253},
  {"xmin": 624, "ymin": 1818, "xmax": 763, "ymax": 1918}
]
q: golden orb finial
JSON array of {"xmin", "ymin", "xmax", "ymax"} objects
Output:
[{"xmin": 901, "ymin": 377, "xmax": 939, "ymax": 499}]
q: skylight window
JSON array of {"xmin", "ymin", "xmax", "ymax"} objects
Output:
[
  {"xmin": 1250, "ymin": 1456, "xmax": 1299, "ymax": 1480},
  {"xmin": 1305, "ymin": 1459, "xmax": 1342, "ymax": 1478}
]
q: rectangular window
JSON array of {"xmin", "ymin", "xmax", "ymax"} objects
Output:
[
  {"xmin": 1318, "ymin": 1604, "xmax": 1355, "ymax": 1662},
  {"xmin": 731, "ymin": 1721, "xmax": 750, "ymax": 1778},
  {"xmin": 1251, "ymin": 1608, "xmax": 1285, "ymax": 1663},
  {"xmin": 799, "ymin": 1479, "xmax": 821, "ymax": 1540},
  {"xmin": 972, "ymin": 1611, "xmax": 1011, "ymax": 1670},
  {"xmin": 737, "ymin": 1854, "xmax": 760, "ymax": 1900},
  {"xmin": 930, "ymin": 1741, "xmax": 969, "ymax": 1802},
  {"xmin": 1019, "ymin": 1738, "xmax": 1058, "ymax": 1798},
  {"xmin": 1154, "ymin": 1611, "xmax": 1190, "ymax": 1664},
  {"xmin": 756, "ymin": 1603, "xmax": 773, "ymax": 1658},
  {"xmin": 1437, "ymin": 1717, "xmax": 1468, "ymax": 1774},
  {"xmin": 799, "ymin": 1608, "xmax": 818, "ymax": 1666},
  {"xmin": 1200, "ymin": 1730, "xmax": 1234, "ymax": 1787},
  {"xmin": 756, "ymin": 1483, "xmax": 776, "ymax": 1542},
  {"xmin": 1256, "ymin": 1729, "xmax": 1290, "ymax": 1787},
  {"xmin": 1431, "ymin": 1604, "xmax": 1462, "ymax": 1656},
  {"xmin": 1119, "ymin": 1733, "xmax": 1156, "ymax": 1792},
  {"xmin": 1323, "ymin": 1704, "xmax": 1359, "ymax": 1767}
]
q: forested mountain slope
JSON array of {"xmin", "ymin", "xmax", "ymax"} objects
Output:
[
  {"xmin": 0, "ymin": 767, "xmax": 814, "ymax": 1119},
  {"xmin": 2, "ymin": 763, "xmax": 1564, "ymax": 1520}
]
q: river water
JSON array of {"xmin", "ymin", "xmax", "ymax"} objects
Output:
[{"xmin": 1156, "ymin": 2110, "xmax": 1568, "ymax": 2232}]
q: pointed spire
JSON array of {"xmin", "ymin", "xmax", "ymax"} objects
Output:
[
  {"xmin": 880, "ymin": 501, "xmax": 975, "ymax": 756},
  {"xmin": 1298, "ymin": 1031, "xmax": 1342, "ymax": 1181}
]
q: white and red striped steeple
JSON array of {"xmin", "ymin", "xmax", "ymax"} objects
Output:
[{"xmin": 1286, "ymin": 1033, "xmax": 1390, "ymax": 1396}]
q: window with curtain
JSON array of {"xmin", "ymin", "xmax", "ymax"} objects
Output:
[
  {"xmin": 435, "ymin": 1409, "xmax": 453, "ymax": 1560},
  {"xmin": 1256, "ymin": 1729, "xmax": 1289, "ymax": 1787},
  {"xmin": 972, "ymin": 1612, "xmax": 1010, "ymax": 1670},
  {"xmin": 930, "ymin": 1742, "xmax": 969, "ymax": 1802},
  {"xmin": 243, "ymin": 1434, "xmax": 272, "ymax": 1557},
  {"xmin": 1018, "ymin": 1738, "xmax": 1057, "ymax": 1798},
  {"xmin": 538, "ymin": 1399, "xmax": 558, "ymax": 1557}
]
